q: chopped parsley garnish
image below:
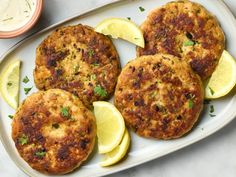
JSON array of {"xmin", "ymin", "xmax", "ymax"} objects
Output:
[
  {"xmin": 23, "ymin": 76, "xmax": 29, "ymax": 83},
  {"xmin": 187, "ymin": 93, "xmax": 195, "ymax": 109},
  {"xmin": 52, "ymin": 123, "xmax": 59, "ymax": 129},
  {"xmin": 188, "ymin": 99, "xmax": 194, "ymax": 109},
  {"xmin": 94, "ymin": 85, "xmax": 107, "ymax": 97},
  {"xmin": 92, "ymin": 63, "xmax": 100, "ymax": 67},
  {"xmin": 90, "ymin": 74, "xmax": 96, "ymax": 80},
  {"xmin": 19, "ymin": 134, "xmax": 28, "ymax": 145},
  {"xmin": 134, "ymin": 37, "xmax": 139, "ymax": 40},
  {"xmin": 88, "ymin": 48, "xmax": 95, "ymax": 57},
  {"xmin": 209, "ymin": 87, "xmax": 215, "ymax": 95},
  {"xmin": 157, "ymin": 80, "xmax": 162, "ymax": 84},
  {"xmin": 210, "ymin": 105, "xmax": 214, "ymax": 113},
  {"xmin": 204, "ymin": 99, "xmax": 211, "ymax": 105},
  {"xmin": 8, "ymin": 115, "xmax": 13, "ymax": 119},
  {"xmin": 183, "ymin": 40, "xmax": 195, "ymax": 46},
  {"xmin": 127, "ymin": 17, "xmax": 131, "ymax": 20},
  {"xmin": 25, "ymin": 0, "xmax": 32, "ymax": 11},
  {"xmin": 24, "ymin": 87, "xmax": 33, "ymax": 95},
  {"xmin": 2, "ymin": 17, "xmax": 13, "ymax": 22},
  {"xmin": 7, "ymin": 82, "xmax": 12, "ymax": 86},
  {"xmin": 139, "ymin": 6, "xmax": 145, "ymax": 12},
  {"xmin": 61, "ymin": 107, "xmax": 71, "ymax": 118},
  {"xmin": 209, "ymin": 114, "xmax": 216, "ymax": 117},
  {"xmin": 35, "ymin": 151, "xmax": 46, "ymax": 157},
  {"xmin": 151, "ymin": 92, "xmax": 157, "ymax": 98},
  {"xmin": 102, "ymin": 71, "xmax": 106, "ymax": 77},
  {"xmin": 209, "ymin": 105, "xmax": 215, "ymax": 117}
]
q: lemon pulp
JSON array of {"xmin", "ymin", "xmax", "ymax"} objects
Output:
[
  {"xmin": 0, "ymin": 60, "xmax": 21, "ymax": 109},
  {"xmin": 95, "ymin": 18, "xmax": 145, "ymax": 48},
  {"xmin": 93, "ymin": 101, "xmax": 125, "ymax": 154},
  {"xmin": 205, "ymin": 50, "xmax": 236, "ymax": 99}
]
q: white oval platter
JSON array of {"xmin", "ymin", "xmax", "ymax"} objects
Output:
[{"xmin": 0, "ymin": 0, "xmax": 236, "ymax": 177}]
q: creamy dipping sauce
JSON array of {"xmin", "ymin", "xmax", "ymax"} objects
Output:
[{"xmin": 0, "ymin": 0, "xmax": 36, "ymax": 31}]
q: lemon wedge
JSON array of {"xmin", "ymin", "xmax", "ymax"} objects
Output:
[
  {"xmin": 93, "ymin": 101, "xmax": 125, "ymax": 154},
  {"xmin": 0, "ymin": 60, "xmax": 21, "ymax": 109},
  {"xmin": 100, "ymin": 129, "xmax": 130, "ymax": 167},
  {"xmin": 205, "ymin": 50, "xmax": 236, "ymax": 99},
  {"xmin": 95, "ymin": 18, "xmax": 145, "ymax": 48}
]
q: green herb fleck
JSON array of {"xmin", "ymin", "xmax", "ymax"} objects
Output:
[
  {"xmin": 139, "ymin": 6, "xmax": 145, "ymax": 12},
  {"xmin": 90, "ymin": 74, "xmax": 96, "ymax": 80},
  {"xmin": 188, "ymin": 99, "xmax": 194, "ymax": 109},
  {"xmin": 92, "ymin": 63, "xmax": 100, "ymax": 67},
  {"xmin": 35, "ymin": 151, "xmax": 46, "ymax": 157},
  {"xmin": 209, "ymin": 87, "xmax": 215, "ymax": 95},
  {"xmin": 204, "ymin": 99, "xmax": 211, "ymax": 105},
  {"xmin": 183, "ymin": 40, "xmax": 195, "ymax": 46},
  {"xmin": 24, "ymin": 87, "xmax": 33, "ymax": 95},
  {"xmin": 23, "ymin": 76, "xmax": 29, "ymax": 83},
  {"xmin": 157, "ymin": 80, "xmax": 162, "ymax": 84},
  {"xmin": 19, "ymin": 134, "xmax": 28, "ymax": 145},
  {"xmin": 61, "ymin": 107, "xmax": 71, "ymax": 118},
  {"xmin": 209, "ymin": 114, "xmax": 216, "ymax": 117},
  {"xmin": 210, "ymin": 105, "xmax": 214, "ymax": 113},
  {"xmin": 2, "ymin": 17, "xmax": 13, "ymax": 22},
  {"xmin": 88, "ymin": 48, "xmax": 95, "ymax": 57},
  {"xmin": 94, "ymin": 85, "xmax": 107, "ymax": 97},
  {"xmin": 52, "ymin": 123, "xmax": 59, "ymax": 129},
  {"xmin": 156, "ymin": 104, "xmax": 167, "ymax": 114},
  {"xmin": 7, "ymin": 82, "xmax": 12, "ymax": 86},
  {"xmin": 8, "ymin": 115, "xmax": 13, "ymax": 119},
  {"xmin": 127, "ymin": 17, "xmax": 131, "ymax": 20},
  {"xmin": 134, "ymin": 37, "xmax": 139, "ymax": 40},
  {"xmin": 102, "ymin": 71, "xmax": 106, "ymax": 78},
  {"xmin": 25, "ymin": 0, "xmax": 32, "ymax": 10},
  {"xmin": 151, "ymin": 92, "xmax": 157, "ymax": 98},
  {"xmin": 70, "ymin": 117, "xmax": 76, "ymax": 121}
]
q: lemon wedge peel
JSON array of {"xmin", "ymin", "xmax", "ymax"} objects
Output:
[{"xmin": 99, "ymin": 129, "xmax": 130, "ymax": 167}]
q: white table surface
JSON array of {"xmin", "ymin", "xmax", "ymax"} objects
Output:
[{"xmin": 0, "ymin": 0, "xmax": 236, "ymax": 176}]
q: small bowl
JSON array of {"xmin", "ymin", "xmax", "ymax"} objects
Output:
[{"xmin": 0, "ymin": 0, "xmax": 43, "ymax": 39}]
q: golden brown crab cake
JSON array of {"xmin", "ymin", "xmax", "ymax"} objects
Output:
[
  {"xmin": 12, "ymin": 89, "xmax": 96, "ymax": 174},
  {"xmin": 34, "ymin": 24, "xmax": 120, "ymax": 108},
  {"xmin": 114, "ymin": 54, "xmax": 204, "ymax": 139},
  {"xmin": 137, "ymin": 0, "xmax": 225, "ymax": 79}
]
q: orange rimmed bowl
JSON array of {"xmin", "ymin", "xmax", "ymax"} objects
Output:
[{"xmin": 0, "ymin": 0, "xmax": 44, "ymax": 39}]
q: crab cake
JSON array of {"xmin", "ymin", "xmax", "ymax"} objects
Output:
[
  {"xmin": 114, "ymin": 54, "xmax": 204, "ymax": 139},
  {"xmin": 137, "ymin": 0, "xmax": 225, "ymax": 79},
  {"xmin": 34, "ymin": 24, "xmax": 120, "ymax": 108},
  {"xmin": 12, "ymin": 89, "xmax": 96, "ymax": 174}
]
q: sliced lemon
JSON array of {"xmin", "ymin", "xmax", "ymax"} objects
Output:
[
  {"xmin": 95, "ymin": 18, "xmax": 145, "ymax": 48},
  {"xmin": 100, "ymin": 129, "xmax": 130, "ymax": 167},
  {"xmin": 205, "ymin": 50, "xmax": 236, "ymax": 99},
  {"xmin": 93, "ymin": 101, "xmax": 125, "ymax": 154},
  {"xmin": 0, "ymin": 60, "xmax": 21, "ymax": 109}
]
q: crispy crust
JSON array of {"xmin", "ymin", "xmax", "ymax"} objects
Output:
[
  {"xmin": 114, "ymin": 54, "xmax": 204, "ymax": 139},
  {"xmin": 34, "ymin": 24, "xmax": 120, "ymax": 108},
  {"xmin": 12, "ymin": 89, "xmax": 96, "ymax": 174},
  {"xmin": 137, "ymin": 0, "xmax": 225, "ymax": 79}
]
